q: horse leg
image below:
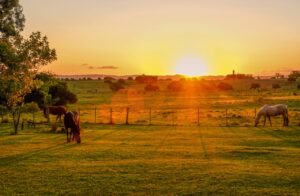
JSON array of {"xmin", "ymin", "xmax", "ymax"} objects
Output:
[
  {"xmin": 66, "ymin": 128, "xmax": 69, "ymax": 142},
  {"xmin": 268, "ymin": 116, "xmax": 272, "ymax": 127},
  {"xmin": 263, "ymin": 116, "xmax": 266, "ymax": 127}
]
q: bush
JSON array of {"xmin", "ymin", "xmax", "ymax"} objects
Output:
[
  {"xmin": 145, "ymin": 84, "xmax": 160, "ymax": 92},
  {"xmin": 104, "ymin": 77, "xmax": 115, "ymax": 83},
  {"xmin": 117, "ymin": 79, "xmax": 126, "ymax": 85},
  {"xmin": 109, "ymin": 82, "xmax": 125, "ymax": 92},
  {"xmin": 250, "ymin": 83, "xmax": 260, "ymax": 89},
  {"xmin": 272, "ymin": 84, "xmax": 280, "ymax": 89},
  {"xmin": 22, "ymin": 102, "xmax": 40, "ymax": 113},
  {"xmin": 297, "ymin": 84, "xmax": 300, "ymax": 89},
  {"xmin": 217, "ymin": 82, "xmax": 233, "ymax": 91},
  {"xmin": 135, "ymin": 75, "xmax": 158, "ymax": 84},
  {"xmin": 167, "ymin": 81, "xmax": 184, "ymax": 92},
  {"xmin": 288, "ymin": 76, "xmax": 296, "ymax": 82},
  {"xmin": 49, "ymin": 82, "xmax": 77, "ymax": 105}
]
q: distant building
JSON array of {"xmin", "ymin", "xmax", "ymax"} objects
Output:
[{"xmin": 225, "ymin": 70, "xmax": 253, "ymax": 80}]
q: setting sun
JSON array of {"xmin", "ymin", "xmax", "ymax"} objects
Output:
[{"xmin": 173, "ymin": 56, "xmax": 209, "ymax": 77}]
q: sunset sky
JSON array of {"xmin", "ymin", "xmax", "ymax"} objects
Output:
[{"xmin": 21, "ymin": 0, "xmax": 300, "ymax": 76}]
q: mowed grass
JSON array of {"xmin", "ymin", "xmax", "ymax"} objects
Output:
[{"xmin": 0, "ymin": 124, "xmax": 299, "ymax": 195}]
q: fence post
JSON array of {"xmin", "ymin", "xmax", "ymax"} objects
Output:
[
  {"xmin": 110, "ymin": 107, "xmax": 113, "ymax": 124},
  {"xmin": 94, "ymin": 106, "xmax": 97, "ymax": 124},
  {"xmin": 197, "ymin": 107, "xmax": 200, "ymax": 126},
  {"xmin": 226, "ymin": 108, "xmax": 228, "ymax": 126},
  {"xmin": 125, "ymin": 107, "xmax": 129, "ymax": 125},
  {"xmin": 32, "ymin": 111, "xmax": 35, "ymax": 128},
  {"xmin": 149, "ymin": 108, "xmax": 152, "ymax": 125}
]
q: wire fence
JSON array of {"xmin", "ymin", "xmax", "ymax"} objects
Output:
[
  {"xmin": 1, "ymin": 106, "xmax": 299, "ymax": 128},
  {"xmin": 75, "ymin": 106, "xmax": 300, "ymax": 127}
]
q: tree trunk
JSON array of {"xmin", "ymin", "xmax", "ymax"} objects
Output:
[{"xmin": 12, "ymin": 107, "xmax": 21, "ymax": 134}]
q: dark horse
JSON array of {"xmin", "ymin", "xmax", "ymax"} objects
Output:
[
  {"xmin": 64, "ymin": 111, "xmax": 81, "ymax": 143},
  {"xmin": 43, "ymin": 106, "xmax": 67, "ymax": 123}
]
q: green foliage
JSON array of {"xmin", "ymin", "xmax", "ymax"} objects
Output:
[
  {"xmin": 48, "ymin": 82, "xmax": 77, "ymax": 105},
  {"xmin": 0, "ymin": 1, "xmax": 56, "ymax": 133},
  {"xmin": 22, "ymin": 102, "xmax": 39, "ymax": 113},
  {"xmin": 24, "ymin": 88, "xmax": 46, "ymax": 108},
  {"xmin": 109, "ymin": 81, "xmax": 125, "ymax": 92},
  {"xmin": 0, "ymin": 0, "xmax": 25, "ymax": 37}
]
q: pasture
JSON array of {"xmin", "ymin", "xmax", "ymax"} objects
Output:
[
  {"xmin": 0, "ymin": 123, "xmax": 299, "ymax": 195},
  {"xmin": 1, "ymin": 79, "xmax": 300, "ymax": 195}
]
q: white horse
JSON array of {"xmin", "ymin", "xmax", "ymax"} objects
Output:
[{"xmin": 255, "ymin": 104, "xmax": 289, "ymax": 127}]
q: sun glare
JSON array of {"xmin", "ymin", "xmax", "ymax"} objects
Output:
[{"xmin": 173, "ymin": 56, "xmax": 209, "ymax": 77}]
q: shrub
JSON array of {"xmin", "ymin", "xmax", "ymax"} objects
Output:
[
  {"xmin": 250, "ymin": 83, "xmax": 260, "ymax": 89},
  {"xmin": 167, "ymin": 81, "xmax": 184, "ymax": 92},
  {"xmin": 297, "ymin": 84, "xmax": 300, "ymax": 89},
  {"xmin": 48, "ymin": 82, "xmax": 77, "ymax": 105},
  {"xmin": 109, "ymin": 82, "xmax": 125, "ymax": 92},
  {"xmin": 117, "ymin": 79, "xmax": 126, "ymax": 85},
  {"xmin": 288, "ymin": 76, "xmax": 296, "ymax": 82},
  {"xmin": 104, "ymin": 77, "xmax": 115, "ymax": 83},
  {"xmin": 145, "ymin": 84, "xmax": 160, "ymax": 92},
  {"xmin": 135, "ymin": 75, "xmax": 158, "ymax": 84},
  {"xmin": 217, "ymin": 82, "xmax": 233, "ymax": 91},
  {"xmin": 272, "ymin": 84, "xmax": 280, "ymax": 89}
]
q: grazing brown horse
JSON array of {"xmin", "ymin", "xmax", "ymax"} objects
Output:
[
  {"xmin": 64, "ymin": 111, "xmax": 81, "ymax": 143},
  {"xmin": 255, "ymin": 104, "xmax": 289, "ymax": 127},
  {"xmin": 43, "ymin": 106, "xmax": 67, "ymax": 123}
]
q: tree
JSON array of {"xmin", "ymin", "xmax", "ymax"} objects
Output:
[
  {"xmin": 250, "ymin": 83, "xmax": 260, "ymax": 89},
  {"xmin": 217, "ymin": 82, "xmax": 233, "ymax": 91},
  {"xmin": 167, "ymin": 81, "xmax": 184, "ymax": 92},
  {"xmin": 48, "ymin": 82, "xmax": 77, "ymax": 105},
  {"xmin": 109, "ymin": 82, "xmax": 125, "ymax": 92},
  {"xmin": 0, "ymin": 0, "xmax": 56, "ymax": 134},
  {"xmin": 272, "ymin": 84, "xmax": 280, "ymax": 89},
  {"xmin": 0, "ymin": 0, "xmax": 25, "ymax": 38},
  {"xmin": 145, "ymin": 84, "xmax": 160, "ymax": 92}
]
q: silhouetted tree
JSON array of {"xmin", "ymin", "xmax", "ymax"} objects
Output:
[
  {"xmin": 48, "ymin": 82, "xmax": 77, "ymax": 105},
  {"xmin": 0, "ymin": 0, "xmax": 56, "ymax": 134},
  {"xmin": 217, "ymin": 82, "xmax": 233, "ymax": 91},
  {"xmin": 109, "ymin": 82, "xmax": 125, "ymax": 92},
  {"xmin": 250, "ymin": 83, "xmax": 260, "ymax": 89},
  {"xmin": 167, "ymin": 81, "xmax": 184, "ymax": 92},
  {"xmin": 145, "ymin": 84, "xmax": 160, "ymax": 92},
  {"xmin": 272, "ymin": 84, "xmax": 280, "ymax": 89}
]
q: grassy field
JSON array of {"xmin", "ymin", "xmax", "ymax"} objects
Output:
[
  {"xmin": 0, "ymin": 123, "xmax": 299, "ymax": 195},
  {"xmin": 63, "ymin": 79, "xmax": 300, "ymax": 126},
  {"xmin": 1, "ymin": 79, "xmax": 300, "ymax": 195}
]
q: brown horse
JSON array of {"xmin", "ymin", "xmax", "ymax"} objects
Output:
[
  {"xmin": 255, "ymin": 104, "xmax": 289, "ymax": 127},
  {"xmin": 64, "ymin": 111, "xmax": 81, "ymax": 143},
  {"xmin": 43, "ymin": 106, "xmax": 67, "ymax": 123}
]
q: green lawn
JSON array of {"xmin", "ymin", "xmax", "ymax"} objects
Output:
[{"xmin": 0, "ymin": 124, "xmax": 299, "ymax": 195}]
